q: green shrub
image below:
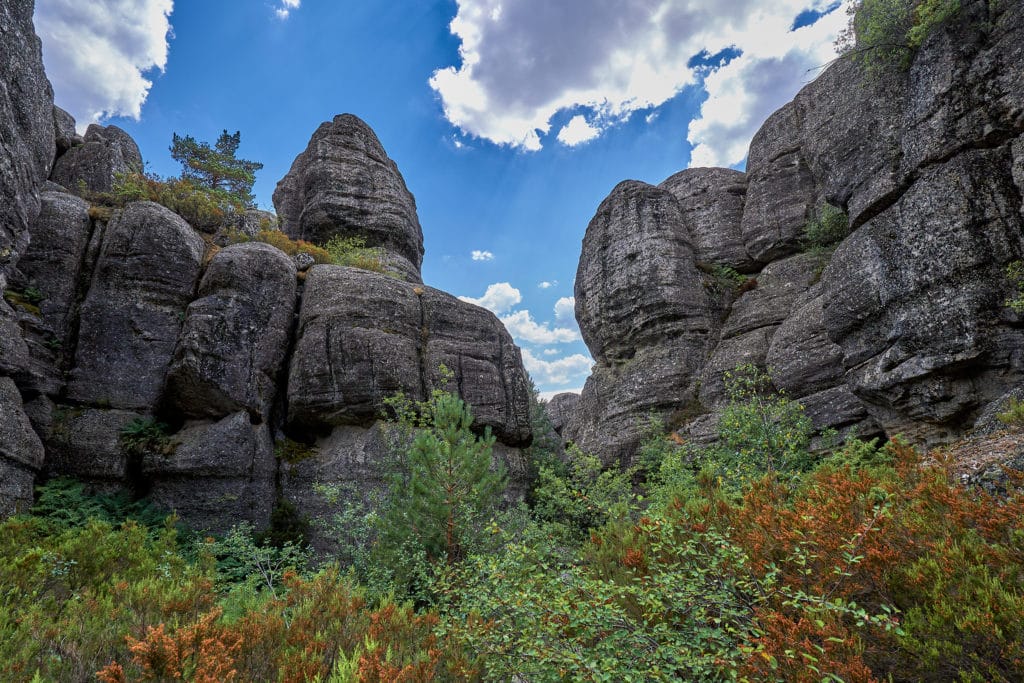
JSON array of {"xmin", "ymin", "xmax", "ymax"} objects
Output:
[
  {"xmin": 837, "ymin": 0, "xmax": 962, "ymax": 71},
  {"xmin": 1006, "ymin": 260, "xmax": 1024, "ymax": 314},
  {"xmin": 113, "ymin": 172, "xmax": 247, "ymax": 230},
  {"xmin": 119, "ymin": 417, "xmax": 175, "ymax": 456},
  {"xmin": 804, "ymin": 202, "xmax": 850, "ymax": 251},
  {"xmin": 221, "ymin": 227, "xmax": 333, "ymax": 264},
  {"xmin": 324, "ymin": 234, "xmax": 386, "ymax": 273},
  {"xmin": 997, "ymin": 397, "xmax": 1024, "ymax": 427}
]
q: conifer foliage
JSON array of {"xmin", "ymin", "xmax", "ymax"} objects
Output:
[{"xmin": 170, "ymin": 130, "xmax": 263, "ymax": 207}]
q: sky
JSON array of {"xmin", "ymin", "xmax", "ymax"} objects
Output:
[{"xmin": 32, "ymin": 0, "xmax": 851, "ymax": 399}]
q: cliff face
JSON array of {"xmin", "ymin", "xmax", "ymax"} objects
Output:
[
  {"xmin": 0, "ymin": 0, "xmax": 533, "ymax": 536},
  {"xmin": 565, "ymin": 1, "xmax": 1024, "ymax": 466}
]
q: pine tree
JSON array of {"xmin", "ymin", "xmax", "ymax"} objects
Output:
[{"xmin": 169, "ymin": 130, "xmax": 263, "ymax": 207}]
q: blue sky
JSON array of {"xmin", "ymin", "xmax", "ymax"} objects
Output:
[{"xmin": 33, "ymin": 0, "xmax": 849, "ymax": 397}]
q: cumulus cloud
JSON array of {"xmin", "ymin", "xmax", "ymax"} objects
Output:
[
  {"xmin": 275, "ymin": 0, "xmax": 300, "ymax": 19},
  {"xmin": 542, "ymin": 348, "xmax": 559, "ymax": 356},
  {"xmin": 500, "ymin": 310, "xmax": 579, "ymax": 344},
  {"xmin": 553, "ymin": 296, "xmax": 576, "ymax": 326},
  {"xmin": 538, "ymin": 280, "xmax": 556, "ymax": 289},
  {"xmin": 539, "ymin": 387, "xmax": 584, "ymax": 401},
  {"xmin": 35, "ymin": 0, "xmax": 174, "ymax": 131},
  {"xmin": 687, "ymin": 4, "xmax": 851, "ymax": 167},
  {"xmin": 521, "ymin": 349, "xmax": 592, "ymax": 386},
  {"xmin": 471, "ymin": 249, "xmax": 494, "ymax": 261},
  {"xmin": 430, "ymin": 0, "xmax": 851, "ymax": 160},
  {"xmin": 557, "ymin": 115, "xmax": 600, "ymax": 146},
  {"xmin": 458, "ymin": 282, "xmax": 522, "ymax": 315}
]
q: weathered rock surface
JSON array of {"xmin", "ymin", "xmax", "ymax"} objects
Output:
[
  {"xmin": 67, "ymin": 202, "xmax": 205, "ymax": 410},
  {"xmin": 659, "ymin": 168, "xmax": 754, "ymax": 272},
  {"xmin": 143, "ymin": 412, "xmax": 276, "ymax": 533},
  {"xmin": 566, "ymin": 2, "xmax": 1024, "ymax": 463},
  {"xmin": 0, "ymin": 0, "xmax": 55, "ymax": 279},
  {"xmin": 166, "ymin": 243, "xmax": 296, "ymax": 422},
  {"xmin": 50, "ymin": 123, "xmax": 143, "ymax": 195},
  {"xmin": 14, "ymin": 190, "xmax": 92, "ymax": 341},
  {"xmin": 52, "ymin": 105, "xmax": 79, "ymax": 158},
  {"xmin": 0, "ymin": 378, "xmax": 45, "ymax": 515},
  {"xmin": 43, "ymin": 407, "xmax": 142, "ymax": 485},
  {"xmin": 273, "ymin": 114, "xmax": 424, "ymax": 282},
  {"xmin": 288, "ymin": 266, "xmax": 532, "ymax": 445},
  {"xmin": 544, "ymin": 392, "xmax": 580, "ymax": 436},
  {"xmin": 565, "ymin": 180, "xmax": 713, "ymax": 464}
]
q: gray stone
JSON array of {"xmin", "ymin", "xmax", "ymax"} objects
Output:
[
  {"xmin": 973, "ymin": 385, "xmax": 1024, "ymax": 436},
  {"xmin": 721, "ymin": 252, "xmax": 820, "ymax": 339},
  {"xmin": 0, "ymin": 0, "xmax": 56, "ymax": 280},
  {"xmin": 273, "ymin": 114, "xmax": 424, "ymax": 282},
  {"xmin": 287, "ymin": 266, "xmax": 532, "ymax": 445},
  {"xmin": 67, "ymin": 202, "xmax": 205, "ymax": 410},
  {"xmin": 766, "ymin": 291, "xmax": 845, "ymax": 398},
  {"xmin": 52, "ymin": 105, "xmax": 80, "ymax": 157},
  {"xmin": 44, "ymin": 406, "xmax": 141, "ymax": 483},
  {"xmin": 798, "ymin": 385, "xmax": 881, "ymax": 438},
  {"xmin": 822, "ymin": 149, "xmax": 1024, "ymax": 442},
  {"xmin": 0, "ymin": 298, "xmax": 31, "ymax": 381},
  {"xmin": 166, "ymin": 243, "xmax": 297, "ymax": 421},
  {"xmin": 740, "ymin": 102, "xmax": 818, "ymax": 263},
  {"xmin": 143, "ymin": 412, "xmax": 276, "ymax": 534},
  {"xmin": 698, "ymin": 327, "xmax": 773, "ymax": 408},
  {"xmin": 659, "ymin": 168, "xmax": 754, "ymax": 272},
  {"xmin": 544, "ymin": 392, "xmax": 580, "ymax": 435},
  {"xmin": 0, "ymin": 377, "xmax": 44, "ymax": 516},
  {"xmin": 50, "ymin": 124, "xmax": 143, "ymax": 196},
  {"xmin": 15, "ymin": 190, "xmax": 92, "ymax": 342}
]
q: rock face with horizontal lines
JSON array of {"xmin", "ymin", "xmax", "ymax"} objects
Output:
[
  {"xmin": 0, "ymin": 5, "xmax": 534, "ymax": 532},
  {"xmin": 565, "ymin": 1, "xmax": 1024, "ymax": 465},
  {"xmin": 273, "ymin": 114, "xmax": 425, "ymax": 283}
]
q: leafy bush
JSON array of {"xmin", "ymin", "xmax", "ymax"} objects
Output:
[
  {"xmin": 837, "ymin": 0, "xmax": 962, "ymax": 71},
  {"xmin": 220, "ymin": 227, "xmax": 333, "ymax": 264},
  {"xmin": 29, "ymin": 478, "xmax": 169, "ymax": 534},
  {"xmin": 1006, "ymin": 260, "xmax": 1024, "ymax": 314},
  {"xmin": 2, "ymin": 288, "xmax": 42, "ymax": 316},
  {"xmin": 119, "ymin": 417, "xmax": 175, "ymax": 456},
  {"xmin": 803, "ymin": 202, "xmax": 850, "ymax": 251},
  {"xmin": 113, "ymin": 172, "xmax": 247, "ymax": 230},
  {"xmin": 997, "ymin": 397, "xmax": 1024, "ymax": 427},
  {"xmin": 324, "ymin": 235, "xmax": 386, "ymax": 273}
]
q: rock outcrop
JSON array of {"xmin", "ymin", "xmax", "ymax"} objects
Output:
[
  {"xmin": 565, "ymin": 1, "xmax": 1024, "ymax": 464},
  {"xmin": 0, "ymin": 5, "xmax": 534, "ymax": 534},
  {"xmin": 50, "ymin": 124, "xmax": 143, "ymax": 195},
  {"xmin": 273, "ymin": 114, "xmax": 425, "ymax": 282}
]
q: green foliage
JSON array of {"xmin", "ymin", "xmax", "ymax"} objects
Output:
[
  {"xmin": 170, "ymin": 129, "xmax": 263, "ymax": 207},
  {"xmin": 714, "ymin": 364, "xmax": 816, "ymax": 479},
  {"xmin": 323, "ymin": 235, "xmax": 386, "ymax": 273},
  {"xmin": 220, "ymin": 226, "xmax": 334, "ymax": 264},
  {"xmin": 529, "ymin": 444, "xmax": 639, "ymax": 545},
  {"xmin": 1006, "ymin": 260, "xmax": 1024, "ymax": 314},
  {"xmin": 701, "ymin": 263, "xmax": 750, "ymax": 294},
  {"xmin": 113, "ymin": 171, "xmax": 248, "ymax": 230},
  {"xmin": 119, "ymin": 417, "xmax": 175, "ymax": 456},
  {"xmin": 3, "ymin": 287, "xmax": 43, "ymax": 315},
  {"xmin": 997, "ymin": 397, "xmax": 1024, "ymax": 427},
  {"xmin": 206, "ymin": 523, "xmax": 310, "ymax": 600},
  {"xmin": 30, "ymin": 478, "xmax": 169, "ymax": 533},
  {"xmin": 274, "ymin": 436, "xmax": 318, "ymax": 464},
  {"xmin": 837, "ymin": 0, "xmax": 962, "ymax": 71},
  {"xmin": 803, "ymin": 202, "xmax": 850, "ymax": 252}
]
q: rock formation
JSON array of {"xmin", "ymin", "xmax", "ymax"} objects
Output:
[
  {"xmin": 0, "ymin": 0, "xmax": 533, "ymax": 537},
  {"xmin": 273, "ymin": 114, "xmax": 425, "ymax": 283},
  {"xmin": 565, "ymin": 1, "xmax": 1024, "ymax": 465}
]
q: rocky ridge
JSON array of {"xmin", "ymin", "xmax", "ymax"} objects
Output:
[
  {"xmin": 0, "ymin": 0, "xmax": 532, "ymax": 537},
  {"xmin": 563, "ymin": 0, "xmax": 1024, "ymax": 466}
]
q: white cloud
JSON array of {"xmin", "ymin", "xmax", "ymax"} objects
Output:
[
  {"xmin": 556, "ymin": 115, "xmax": 600, "ymax": 146},
  {"xmin": 538, "ymin": 280, "xmax": 556, "ymax": 289},
  {"xmin": 521, "ymin": 349, "xmax": 592, "ymax": 386},
  {"xmin": 35, "ymin": 0, "xmax": 174, "ymax": 131},
  {"xmin": 458, "ymin": 282, "xmax": 521, "ymax": 315},
  {"xmin": 500, "ymin": 310, "xmax": 579, "ymax": 344},
  {"xmin": 471, "ymin": 249, "xmax": 494, "ymax": 261},
  {"xmin": 553, "ymin": 296, "xmax": 576, "ymax": 327},
  {"xmin": 429, "ymin": 0, "xmax": 850, "ymax": 160},
  {"xmin": 542, "ymin": 348, "xmax": 560, "ymax": 356},
  {"xmin": 275, "ymin": 0, "xmax": 300, "ymax": 19},
  {"xmin": 687, "ymin": 4, "xmax": 852, "ymax": 167}
]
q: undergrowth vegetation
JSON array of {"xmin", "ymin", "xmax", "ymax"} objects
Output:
[{"xmin": 3, "ymin": 366, "xmax": 1023, "ymax": 681}]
